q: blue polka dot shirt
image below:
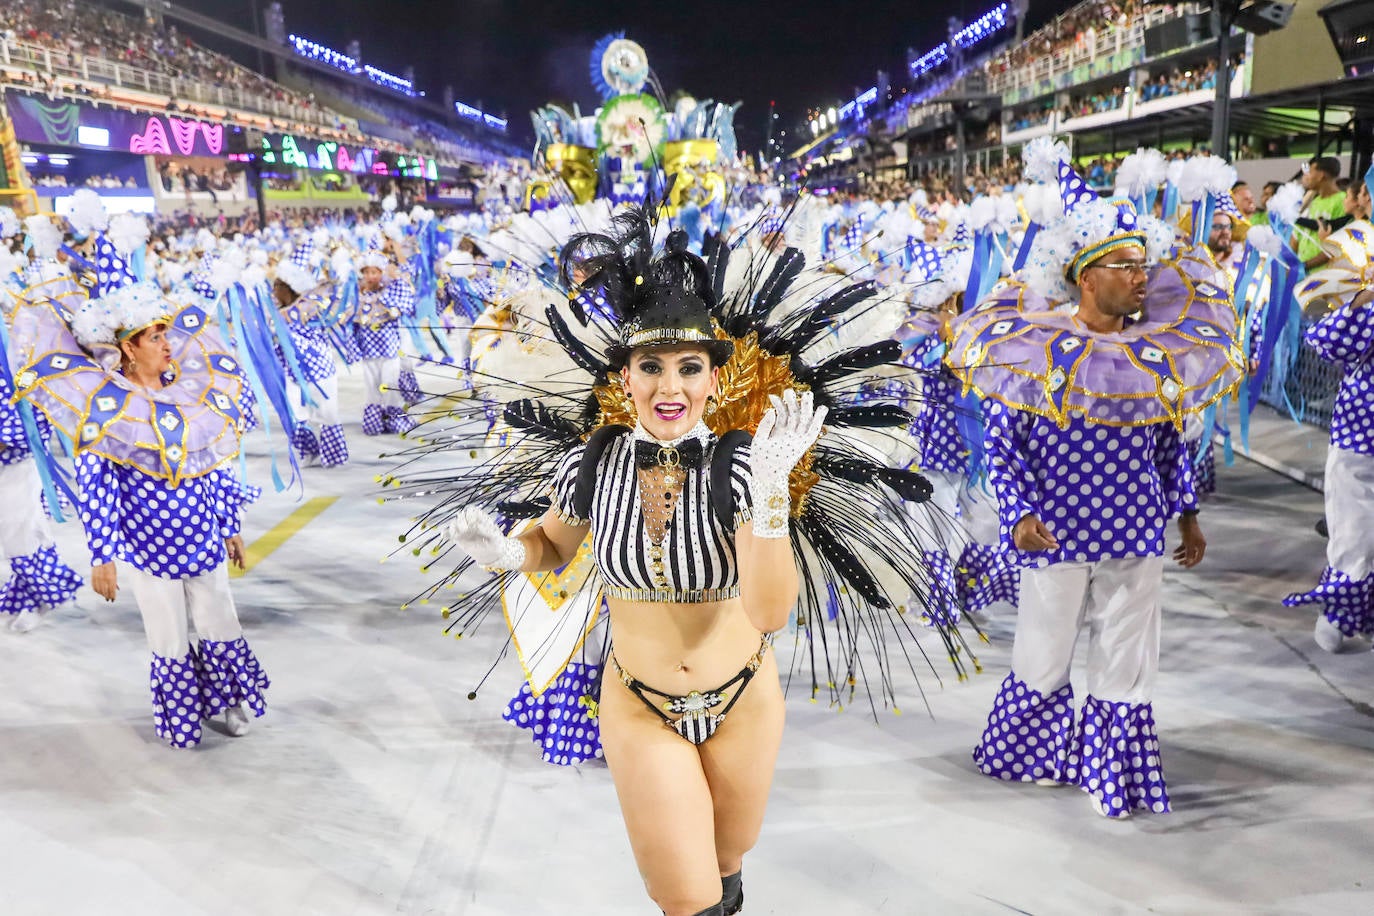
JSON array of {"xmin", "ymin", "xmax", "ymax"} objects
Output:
[
  {"xmin": 76, "ymin": 453, "xmax": 253, "ymax": 578},
  {"xmin": 984, "ymin": 402, "xmax": 1198, "ymax": 568},
  {"xmin": 1304, "ymin": 298, "xmax": 1374, "ymax": 456}
]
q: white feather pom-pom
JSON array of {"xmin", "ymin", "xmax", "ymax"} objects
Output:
[
  {"xmin": 1138, "ymin": 214, "xmax": 1176, "ymax": 263},
  {"xmin": 1022, "ymin": 136, "xmax": 1071, "ymax": 184},
  {"xmin": 107, "ymin": 212, "xmax": 150, "ymax": 256},
  {"xmin": 1115, "ymin": 147, "xmax": 1168, "ymax": 200},
  {"xmin": 0, "ymin": 206, "xmax": 20, "ymax": 240},
  {"xmin": 275, "ymin": 260, "xmax": 315, "ymax": 294},
  {"xmin": 1177, "ymin": 157, "xmax": 1212, "ymax": 203},
  {"xmin": 969, "ymin": 195, "xmax": 997, "ymax": 231},
  {"xmin": 994, "ymin": 194, "xmax": 1021, "ymax": 229},
  {"xmin": 330, "ymin": 247, "xmax": 355, "ymax": 279},
  {"xmin": 1245, "ymin": 224, "xmax": 1283, "ymax": 257},
  {"xmin": 1165, "ymin": 159, "xmax": 1186, "ymax": 190},
  {"xmin": 24, "ymin": 215, "xmax": 62, "ymax": 260},
  {"xmin": 240, "ymin": 264, "xmax": 269, "ymax": 289},
  {"xmin": 382, "ymin": 194, "xmax": 398, "ymax": 213},
  {"xmin": 1023, "ymin": 184, "xmax": 1064, "ymax": 225},
  {"xmin": 1266, "ymin": 182, "xmax": 1303, "ymax": 226},
  {"xmin": 0, "ymin": 246, "xmax": 26, "ymax": 280},
  {"xmin": 67, "ymin": 188, "xmax": 109, "ymax": 235}
]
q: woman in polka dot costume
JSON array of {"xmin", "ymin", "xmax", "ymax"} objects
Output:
[
  {"xmin": 1284, "ymin": 284, "xmax": 1374, "ymax": 650},
  {"xmin": 78, "ymin": 313, "xmax": 269, "ymax": 748}
]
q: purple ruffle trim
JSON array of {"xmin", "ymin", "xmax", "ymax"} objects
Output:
[
  {"xmin": 1284, "ymin": 567, "xmax": 1374, "ymax": 638},
  {"xmin": 956, "ymin": 542, "xmax": 1021, "ymax": 614},
  {"xmin": 293, "ymin": 424, "xmax": 320, "ymax": 458},
  {"xmin": 198, "ymin": 637, "xmax": 270, "ymax": 718},
  {"xmin": 150, "ymin": 651, "xmax": 204, "ymax": 748},
  {"xmin": 384, "ymin": 406, "xmax": 416, "ymax": 435},
  {"xmin": 0, "ymin": 545, "xmax": 83, "ymax": 615},
  {"xmin": 1068, "ymin": 696, "xmax": 1170, "ymax": 818},
  {"xmin": 503, "ymin": 661, "xmax": 604, "ymax": 766},
  {"xmin": 973, "ymin": 672, "xmax": 1075, "ymax": 783},
  {"xmin": 398, "ymin": 368, "xmax": 424, "ymax": 406}
]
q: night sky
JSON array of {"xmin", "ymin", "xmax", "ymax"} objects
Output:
[{"xmin": 167, "ymin": 0, "xmax": 1068, "ymax": 152}]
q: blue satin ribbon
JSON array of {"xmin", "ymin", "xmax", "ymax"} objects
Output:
[
  {"xmin": 964, "ymin": 232, "xmax": 990, "ymax": 305},
  {"xmin": 254, "ymin": 282, "xmax": 319, "ymax": 407},
  {"xmin": 220, "ymin": 288, "xmax": 300, "ymax": 493},
  {"xmin": 955, "ymin": 390, "xmax": 986, "ymax": 487},
  {"xmin": 1013, "ymin": 222, "xmax": 1040, "ymax": 272},
  {"xmin": 1162, "ymin": 184, "xmax": 1179, "ymax": 222}
]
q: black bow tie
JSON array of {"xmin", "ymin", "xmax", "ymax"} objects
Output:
[{"xmin": 634, "ymin": 438, "xmax": 706, "ymax": 471}]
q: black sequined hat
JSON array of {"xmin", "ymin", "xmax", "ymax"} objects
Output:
[{"xmin": 559, "ymin": 207, "xmax": 734, "ymax": 371}]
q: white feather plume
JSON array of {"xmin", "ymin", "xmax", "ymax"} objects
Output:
[
  {"xmin": 1245, "ymin": 224, "xmax": 1283, "ymax": 257},
  {"xmin": 1023, "ymin": 183, "xmax": 1064, "ymax": 225},
  {"xmin": 24, "ymin": 216, "xmax": 62, "ymax": 260},
  {"xmin": 0, "ymin": 206, "xmax": 21, "ymax": 240},
  {"xmin": 1022, "ymin": 136, "xmax": 1071, "ymax": 184},
  {"xmin": 1266, "ymin": 182, "xmax": 1303, "ymax": 226},
  {"xmin": 107, "ymin": 212, "xmax": 150, "ymax": 256},
  {"xmin": 1115, "ymin": 147, "xmax": 1168, "ymax": 200},
  {"xmin": 66, "ymin": 188, "xmax": 109, "ymax": 236}
]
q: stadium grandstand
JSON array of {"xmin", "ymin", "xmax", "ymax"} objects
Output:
[{"xmin": 0, "ymin": 0, "xmax": 523, "ymax": 220}]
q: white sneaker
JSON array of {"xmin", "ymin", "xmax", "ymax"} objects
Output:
[
  {"xmin": 223, "ymin": 705, "xmax": 251, "ymax": 737},
  {"xmin": 9, "ymin": 610, "xmax": 41, "ymax": 633},
  {"xmin": 1090, "ymin": 795, "xmax": 1131, "ymax": 819},
  {"xmin": 1314, "ymin": 616, "xmax": 1350, "ymax": 654}
]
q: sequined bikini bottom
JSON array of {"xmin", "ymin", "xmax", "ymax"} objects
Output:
[{"xmin": 608, "ymin": 636, "xmax": 770, "ymax": 745}]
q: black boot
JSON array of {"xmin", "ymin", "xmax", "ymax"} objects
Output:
[{"xmin": 721, "ymin": 872, "xmax": 743, "ymax": 914}]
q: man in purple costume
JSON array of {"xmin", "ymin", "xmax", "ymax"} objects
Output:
[{"xmin": 972, "ymin": 238, "xmax": 1207, "ymax": 819}]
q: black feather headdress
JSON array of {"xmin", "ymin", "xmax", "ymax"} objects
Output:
[{"xmin": 559, "ymin": 207, "xmax": 734, "ymax": 370}]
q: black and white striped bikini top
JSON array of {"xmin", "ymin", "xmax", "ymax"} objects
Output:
[{"xmin": 551, "ymin": 423, "xmax": 754, "ymax": 603}]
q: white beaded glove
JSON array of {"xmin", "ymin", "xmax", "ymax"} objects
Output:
[
  {"xmin": 749, "ymin": 389, "xmax": 827, "ymax": 538},
  {"xmin": 445, "ymin": 507, "xmax": 527, "ymax": 570}
]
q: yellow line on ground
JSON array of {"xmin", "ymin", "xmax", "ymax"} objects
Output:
[{"xmin": 229, "ymin": 496, "xmax": 339, "ymax": 578}]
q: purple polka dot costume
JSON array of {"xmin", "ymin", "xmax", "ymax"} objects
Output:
[
  {"xmin": 149, "ymin": 652, "xmax": 204, "ymax": 748},
  {"xmin": 503, "ymin": 661, "xmax": 605, "ymax": 766},
  {"xmin": 0, "ymin": 377, "xmax": 84, "ymax": 617},
  {"xmin": 76, "ymin": 454, "xmax": 270, "ymax": 747},
  {"xmin": 956, "ymin": 541, "xmax": 1021, "ymax": 615},
  {"xmin": 975, "ymin": 402, "xmax": 1195, "ymax": 817},
  {"xmin": 1284, "ymin": 298, "xmax": 1374, "ymax": 636},
  {"xmin": 903, "ymin": 336, "xmax": 969, "ymax": 476},
  {"xmin": 1068, "ymin": 696, "xmax": 1170, "ymax": 816},
  {"xmin": 984, "ymin": 402, "xmax": 1196, "ymax": 570},
  {"xmin": 0, "ymin": 544, "xmax": 83, "ymax": 617},
  {"xmin": 973, "ymin": 673, "xmax": 1074, "ymax": 782},
  {"xmin": 76, "ymin": 454, "xmax": 257, "ymax": 578}
]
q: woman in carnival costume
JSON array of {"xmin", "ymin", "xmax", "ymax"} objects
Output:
[
  {"xmin": 8, "ymin": 247, "xmax": 270, "ymax": 748},
  {"xmin": 273, "ymin": 252, "xmax": 349, "ymax": 468},
  {"xmin": 1284, "ymin": 167, "xmax": 1374, "ymax": 652},
  {"xmin": 948, "ymin": 139, "xmax": 1244, "ymax": 818},
  {"xmin": 395, "ymin": 203, "xmax": 979, "ymax": 914},
  {"xmin": 1, "ymin": 242, "xmax": 84, "ymax": 633}
]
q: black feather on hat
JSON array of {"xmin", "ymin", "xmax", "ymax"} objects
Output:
[{"xmin": 558, "ymin": 207, "xmax": 734, "ymax": 370}]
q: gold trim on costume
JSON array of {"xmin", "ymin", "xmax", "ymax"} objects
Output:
[{"xmin": 604, "ymin": 585, "xmax": 741, "ymax": 603}]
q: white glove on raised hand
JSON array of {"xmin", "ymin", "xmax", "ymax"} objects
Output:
[
  {"xmin": 445, "ymin": 506, "xmax": 527, "ymax": 570},
  {"xmin": 749, "ymin": 389, "xmax": 827, "ymax": 538}
]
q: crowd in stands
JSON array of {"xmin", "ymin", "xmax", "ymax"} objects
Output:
[
  {"xmin": 987, "ymin": 0, "xmax": 1154, "ymax": 75},
  {"xmin": 1063, "ymin": 84, "xmax": 1128, "ymax": 120},
  {"xmin": 0, "ymin": 0, "xmax": 319, "ymax": 115},
  {"xmin": 1138, "ymin": 58, "xmax": 1219, "ymax": 100}
]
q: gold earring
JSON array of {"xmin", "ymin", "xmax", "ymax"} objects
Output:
[
  {"xmin": 704, "ymin": 395, "xmax": 718, "ymax": 417},
  {"xmin": 620, "ymin": 389, "xmax": 637, "ymax": 418}
]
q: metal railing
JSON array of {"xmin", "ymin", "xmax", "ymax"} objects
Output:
[
  {"xmin": 1260, "ymin": 316, "xmax": 1342, "ymax": 431},
  {"xmin": 0, "ymin": 37, "xmax": 337, "ymax": 129},
  {"xmin": 985, "ymin": 3, "xmax": 1207, "ymax": 103}
]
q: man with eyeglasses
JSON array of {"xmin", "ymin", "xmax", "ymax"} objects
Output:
[{"xmin": 973, "ymin": 237, "xmax": 1205, "ymax": 820}]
